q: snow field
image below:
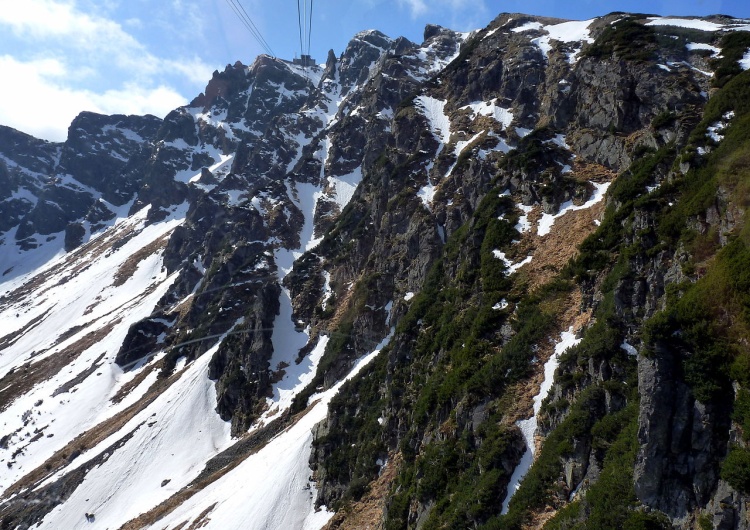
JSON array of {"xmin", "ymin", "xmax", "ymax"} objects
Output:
[
  {"xmin": 35, "ymin": 338, "xmax": 233, "ymax": 530},
  {"xmin": 0, "ymin": 205, "xmax": 189, "ymax": 493},
  {"xmin": 531, "ymin": 19, "xmax": 595, "ymax": 64},
  {"xmin": 152, "ymin": 335, "xmax": 393, "ymax": 530},
  {"xmin": 461, "ymin": 100, "xmax": 514, "ymax": 130}
]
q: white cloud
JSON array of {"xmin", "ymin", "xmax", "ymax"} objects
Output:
[
  {"xmin": 0, "ymin": 0, "xmax": 213, "ymax": 83},
  {"xmin": 0, "ymin": 0, "xmax": 214, "ymax": 141},
  {"xmin": 0, "ymin": 55, "xmax": 186, "ymax": 142}
]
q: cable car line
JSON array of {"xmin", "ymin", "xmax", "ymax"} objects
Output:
[
  {"xmin": 232, "ymin": 0, "xmax": 275, "ymax": 55},
  {"xmin": 224, "ymin": 0, "xmax": 275, "ymax": 57},
  {"xmin": 296, "ymin": 0, "xmax": 304, "ymax": 59},
  {"xmin": 294, "ymin": 0, "xmax": 315, "ymax": 69},
  {"xmin": 307, "ymin": 0, "xmax": 314, "ymax": 57}
]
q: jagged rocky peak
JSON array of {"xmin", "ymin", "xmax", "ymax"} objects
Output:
[
  {"xmin": 337, "ymin": 29, "xmax": 395, "ymax": 89},
  {"xmin": 190, "ymin": 60, "xmax": 250, "ymax": 109}
]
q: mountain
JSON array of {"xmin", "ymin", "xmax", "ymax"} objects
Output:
[{"xmin": 2, "ymin": 11, "xmax": 750, "ymax": 530}]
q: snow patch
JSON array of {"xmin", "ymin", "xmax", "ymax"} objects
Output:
[
  {"xmin": 492, "ymin": 250, "xmax": 533, "ymax": 275},
  {"xmin": 511, "ymin": 21, "xmax": 543, "ymax": 33},
  {"xmin": 492, "ymin": 299, "xmax": 509, "ymax": 310},
  {"xmin": 461, "ymin": 100, "xmax": 513, "ymax": 129},
  {"xmin": 646, "ymin": 17, "xmax": 724, "ymax": 32},
  {"xmin": 501, "ymin": 328, "xmax": 581, "ymax": 513},
  {"xmin": 537, "ymin": 182, "xmax": 610, "ymax": 237},
  {"xmin": 686, "ymin": 42, "xmax": 720, "ymax": 55},
  {"xmin": 417, "ymin": 181, "xmax": 436, "ymax": 210},
  {"xmin": 328, "ymin": 166, "xmax": 362, "ymax": 210},
  {"xmin": 532, "ymin": 19, "xmax": 595, "ymax": 64},
  {"xmin": 515, "ymin": 204, "xmax": 534, "ymax": 234},
  {"xmin": 415, "ymin": 96, "xmax": 452, "ymax": 149},
  {"xmin": 740, "ymin": 49, "xmax": 750, "ymax": 71}
]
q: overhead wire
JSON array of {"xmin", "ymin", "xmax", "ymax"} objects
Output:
[
  {"xmin": 307, "ymin": 0, "xmax": 313, "ymax": 57},
  {"xmin": 296, "ymin": 0, "xmax": 304, "ymax": 59},
  {"xmin": 232, "ymin": 0, "xmax": 275, "ymax": 55},
  {"xmin": 295, "ymin": 0, "xmax": 315, "ymax": 66},
  {"xmin": 224, "ymin": 0, "xmax": 275, "ymax": 57}
]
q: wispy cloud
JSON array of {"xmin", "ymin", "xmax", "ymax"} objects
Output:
[
  {"xmin": 396, "ymin": 0, "xmax": 488, "ymax": 26},
  {"xmin": 397, "ymin": 0, "xmax": 429, "ymax": 18}
]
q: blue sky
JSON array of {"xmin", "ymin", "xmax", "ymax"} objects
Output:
[{"xmin": 1, "ymin": 0, "xmax": 749, "ymax": 142}]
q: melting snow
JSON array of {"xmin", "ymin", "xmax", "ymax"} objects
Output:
[
  {"xmin": 686, "ymin": 42, "xmax": 721, "ymax": 55},
  {"xmin": 532, "ymin": 19, "xmax": 595, "ymax": 64},
  {"xmin": 515, "ymin": 204, "xmax": 534, "ymax": 234},
  {"xmin": 741, "ymin": 49, "xmax": 750, "ymax": 70},
  {"xmin": 512, "ymin": 21, "xmax": 543, "ymax": 33},
  {"xmin": 492, "ymin": 299, "xmax": 509, "ymax": 310},
  {"xmin": 417, "ymin": 182, "xmax": 436, "ymax": 210},
  {"xmin": 329, "ymin": 166, "xmax": 363, "ymax": 210},
  {"xmin": 537, "ymin": 182, "xmax": 610, "ymax": 237},
  {"xmin": 515, "ymin": 127, "xmax": 532, "ymax": 138},
  {"xmin": 501, "ymin": 328, "xmax": 581, "ymax": 513},
  {"xmin": 461, "ymin": 100, "xmax": 514, "ymax": 129},
  {"xmin": 492, "ymin": 250, "xmax": 533, "ymax": 274},
  {"xmin": 706, "ymin": 111, "xmax": 735, "ymax": 143},
  {"xmin": 404, "ymin": 292, "xmax": 415, "ymax": 301},
  {"xmin": 549, "ymin": 134, "xmax": 570, "ymax": 150},
  {"xmin": 416, "ymin": 96, "xmax": 452, "ymax": 151}
]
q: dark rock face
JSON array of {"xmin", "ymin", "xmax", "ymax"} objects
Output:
[
  {"xmin": 60, "ymin": 112, "xmax": 163, "ymax": 204},
  {"xmin": 635, "ymin": 342, "xmax": 730, "ymax": 519}
]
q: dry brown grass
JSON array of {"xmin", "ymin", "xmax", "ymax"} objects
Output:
[{"xmin": 322, "ymin": 453, "xmax": 403, "ymax": 530}]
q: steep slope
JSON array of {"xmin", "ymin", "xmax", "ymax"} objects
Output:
[{"xmin": 1, "ymin": 10, "xmax": 750, "ymax": 530}]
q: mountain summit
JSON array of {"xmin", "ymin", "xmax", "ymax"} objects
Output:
[{"xmin": 2, "ymin": 11, "xmax": 750, "ymax": 530}]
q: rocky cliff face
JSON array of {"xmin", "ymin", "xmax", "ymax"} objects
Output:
[{"xmin": 1, "ymin": 11, "xmax": 750, "ymax": 530}]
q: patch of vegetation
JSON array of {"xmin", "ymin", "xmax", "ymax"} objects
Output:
[
  {"xmin": 542, "ymin": 403, "xmax": 672, "ymax": 530},
  {"xmin": 711, "ymin": 32, "xmax": 750, "ymax": 88},
  {"xmin": 721, "ymin": 446, "xmax": 750, "ymax": 493},
  {"xmin": 584, "ymin": 18, "xmax": 657, "ymax": 62},
  {"xmin": 651, "ymin": 111, "xmax": 676, "ymax": 130}
]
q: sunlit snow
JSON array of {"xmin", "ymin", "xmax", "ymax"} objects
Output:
[{"xmin": 152, "ymin": 334, "xmax": 393, "ymax": 530}]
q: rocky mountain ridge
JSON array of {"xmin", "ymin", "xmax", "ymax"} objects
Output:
[{"xmin": 1, "ymin": 10, "xmax": 750, "ymax": 530}]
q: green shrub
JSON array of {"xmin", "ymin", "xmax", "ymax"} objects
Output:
[{"xmin": 721, "ymin": 446, "xmax": 750, "ymax": 493}]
